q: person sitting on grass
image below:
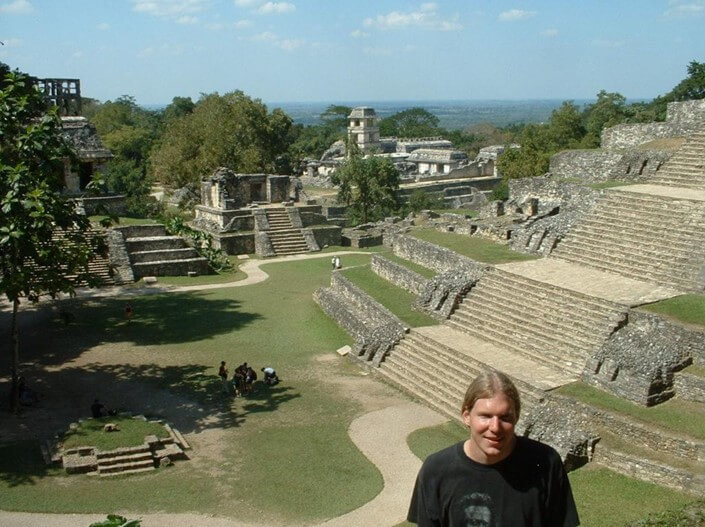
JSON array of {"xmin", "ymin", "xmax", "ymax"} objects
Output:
[
  {"xmin": 261, "ymin": 366, "xmax": 279, "ymax": 386},
  {"xmin": 91, "ymin": 398, "xmax": 107, "ymax": 418}
]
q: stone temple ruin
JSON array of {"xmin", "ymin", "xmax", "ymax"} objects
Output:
[{"xmin": 314, "ymin": 98, "xmax": 705, "ymax": 495}]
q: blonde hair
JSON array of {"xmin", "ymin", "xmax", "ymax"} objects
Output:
[{"xmin": 461, "ymin": 370, "xmax": 521, "ymax": 421}]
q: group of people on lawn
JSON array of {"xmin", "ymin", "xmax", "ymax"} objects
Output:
[{"xmin": 218, "ymin": 360, "xmax": 279, "ymax": 396}]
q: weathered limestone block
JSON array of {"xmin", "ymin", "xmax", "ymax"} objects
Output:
[
  {"xmin": 582, "ymin": 312, "xmax": 700, "ymax": 406},
  {"xmin": 106, "ymin": 229, "xmax": 134, "ymax": 284},
  {"xmin": 253, "ymin": 209, "xmax": 269, "ymax": 231},
  {"xmin": 254, "ymin": 232, "xmax": 275, "ymax": 258},
  {"xmin": 417, "ymin": 267, "xmax": 486, "ymax": 319},
  {"xmin": 370, "ymin": 254, "xmax": 429, "ymax": 296}
]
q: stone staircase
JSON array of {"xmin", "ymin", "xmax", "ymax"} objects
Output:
[
  {"xmin": 377, "ymin": 328, "xmax": 551, "ymax": 422},
  {"xmin": 649, "ymin": 130, "xmax": 705, "ymax": 190},
  {"xmin": 265, "ymin": 208, "xmax": 309, "ymax": 256},
  {"xmin": 121, "ymin": 224, "xmax": 210, "ymax": 279},
  {"xmin": 446, "ymin": 268, "xmax": 627, "ymax": 376},
  {"xmin": 551, "ymin": 189, "xmax": 705, "ymax": 291},
  {"xmin": 96, "ymin": 445, "xmax": 156, "ymax": 476}
]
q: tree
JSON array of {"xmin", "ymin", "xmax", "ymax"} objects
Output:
[
  {"xmin": 332, "ymin": 148, "xmax": 400, "ymax": 224},
  {"xmin": 581, "ymin": 90, "xmax": 628, "ymax": 147},
  {"xmin": 0, "ymin": 71, "xmax": 105, "ymax": 412},
  {"xmin": 150, "ymin": 91, "xmax": 293, "ymax": 188},
  {"xmin": 379, "ymin": 107, "xmax": 441, "ymax": 137}
]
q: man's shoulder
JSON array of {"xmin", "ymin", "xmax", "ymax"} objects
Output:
[
  {"xmin": 515, "ymin": 436, "xmax": 563, "ymax": 464},
  {"xmin": 421, "ymin": 441, "xmax": 463, "ymax": 472}
]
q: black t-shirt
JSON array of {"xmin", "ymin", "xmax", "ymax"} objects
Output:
[{"xmin": 408, "ymin": 437, "xmax": 579, "ymax": 527}]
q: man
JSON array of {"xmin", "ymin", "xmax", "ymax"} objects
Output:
[{"xmin": 408, "ymin": 370, "xmax": 579, "ymax": 527}]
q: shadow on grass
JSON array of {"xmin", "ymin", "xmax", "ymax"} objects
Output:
[
  {"xmin": 2, "ymin": 292, "xmax": 262, "ymax": 368},
  {"xmin": 0, "ymin": 441, "xmax": 52, "ymax": 488}
]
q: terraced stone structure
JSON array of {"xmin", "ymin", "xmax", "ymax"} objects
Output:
[{"xmin": 315, "ymin": 112, "xmax": 705, "ymax": 492}]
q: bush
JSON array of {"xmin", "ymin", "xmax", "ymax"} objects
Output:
[{"xmin": 163, "ymin": 216, "xmax": 232, "ymax": 272}]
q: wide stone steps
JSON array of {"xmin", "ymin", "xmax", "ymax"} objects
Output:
[
  {"xmin": 125, "ymin": 236, "xmax": 187, "ymax": 253},
  {"xmin": 129, "ymin": 247, "xmax": 200, "ymax": 264},
  {"xmin": 557, "ymin": 237, "xmax": 702, "ymax": 274},
  {"xmin": 649, "ymin": 178, "xmax": 705, "ymax": 191},
  {"xmin": 132, "ymin": 258, "xmax": 210, "ymax": 278},
  {"xmin": 593, "ymin": 201, "xmax": 705, "ymax": 226},
  {"xmin": 96, "ymin": 449, "xmax": 155, "ymax": 476},
  {"xmin": 553, "ymin": 249, "xmax": 696, "ymax": 291},
  {"xmin": 447, "ymin": 311, "xmax": 588, "ymax": 375},
  {"xmin": 457, "ymin": 292, "xmax": 608, "ymax": 347},
  {"xmin": 567, "ymin": 221, "xmax": 702, "ymax": 254},
  {"xmin": 487, "ymin": 269, "xmax": 625, "ymax": 320}
]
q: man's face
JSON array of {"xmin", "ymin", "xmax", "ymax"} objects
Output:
[{"xmin": 462, "ymin": 392, "xmax": 517, "ymax": 464}]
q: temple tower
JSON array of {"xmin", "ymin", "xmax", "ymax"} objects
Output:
[{"xmin": 347, "ymin": 106, "xmax": 381, "ymax": 153}]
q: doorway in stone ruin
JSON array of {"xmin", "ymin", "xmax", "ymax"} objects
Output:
[
  {"xmin": 78, "ymin": 162, "xmax": 93, "ymax": 191},
  {"xmin": 250, "ymin": 182, "xmax": 266, "ymax": 203}
]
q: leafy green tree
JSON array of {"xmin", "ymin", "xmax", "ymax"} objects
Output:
[
  {"xmin": 581, "ymin": 90, "xmax": 628, "ymax": 147},
  {"xmin": 332, "ymin": 148, "xmax": 400, "ymax": 224},
  {"xmin": 162, "ymin": 96, "xmax": 195, "ymax": 122},
  {"xmin": 1, "ymin": 71, "xmax": 106, "ymax": 412},
  {"xmin": 320, "ymin": 104, "xmax": 352, "ymax": 129},
  {"xmin": 648, "ymin": 60, "xmax": 705, "ymax": 120},
  {"xmin": 150, "ymin": 91, "xmax": 293, "ymax": 188},
  {"xmin": 379, "ymin": 107, "xmax": 441, "ymax": 137},
  {"xmin": 288, "ymin": 105, "xmax": 351, "ymax": 165}
]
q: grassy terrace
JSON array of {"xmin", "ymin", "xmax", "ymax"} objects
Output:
[
  {"xmin": 341, "ymin": 265, "xmax": 438, "ymax": 328},
  {"xmin": 640, "ymin": 294, "xmax": 705, "ymax": 329},
  {"xmin": 62, "ymin": 416, "xmax": 170, "ymax": 451},
  {"xmin": 556, "ymin": 382, "xmax": 705, "ymax": 440},
  {"xmin": 378, "ymin": 251, "xmax": 437, "ymax": 279},
  {"xmin": 410, "ymin": 228, "xmax": 538, "ymax": 264},
  {"xmin": 89, "ymin": 216, "xmax": 158, "ymax": 226}
]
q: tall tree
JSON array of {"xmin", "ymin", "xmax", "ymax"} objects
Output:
[
  {"xmin": 150, "ymin": 91, "xmax": 293, "ymax": 188},
  {"xmin": 332, "ymin": 147, "xmax": 399, "ymax": 224},
  {"xmin": 379, "ymin": 107, "xmax": 441, "ymax": 137},
  {"xmin": 1, "ymin": 71, "xmax": 105, "ymax": 412}
]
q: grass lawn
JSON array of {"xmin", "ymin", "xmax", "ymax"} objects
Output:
[
  {"xmin": 341, "ymin": 265, "xmax": 438, "ymax": 328},
  {"xmin": 641, "ymin": 294, "xmax": 705, "ymax": 329},
  {"xmin": 0, "ymin": 252, "xmax": 385, "ymax": 523},
  {"xmin": 410, "ymin": 228, "xmax": 538, "ymax": 264},
  {"xmin": 62, "ymin": 416, "xmax": 170, "ymax": 451},
  {"xmin": 154, "ymin": 256, "xmax": 247, "ymax": 286},
  {"xmin": 89, "ymin": 216, "xmax": 157, "ymax": 226},
  {"xmin": 379, "ymin": 251, "xmax": 436, "ymax": 279},
  {"xmin": 556, "ymin": 382, "xmax": 705, "ymax": 440},
  {"xmin": 684, "ymin": 362, "xmax": 705, "ymax": 377},
  {"xmin": 402, "ymin": 422, "xmax": 694, "ymax": 527}
]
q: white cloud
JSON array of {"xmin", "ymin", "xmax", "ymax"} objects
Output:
[
  {"xmin": 234, "ymin": 0, "xmax": 260, "ymax": 6},
  {"xmin": 253, "ymin": 30, "xmax": 277, "ymax": 41},
  {"xmin": 2, "ymin": 37, "xmax": 22, "ymax": 47},
  {"xmin": 132, "ymin": 0, "xmax": 207, "ymax": 18},
  {"xmin": 250, "ymin": 31, "xmax": 303, "ymax": 51},
  {"xmin": 0, "ymin": 0, "xmax": 33, "ymax": 14},
  {"xmin": 363, "ymin": 3, "xmax": 462, "ymax": 31},
  {"xmin": 177, "ymin": 15, "xmax": 199, "ymax": 24},
  {"xmin": 350, "ymin": 29, "xmax": 370, "ymax": 38},
  {"xmin": 97, "ymin": 22, "xmax": 110, "ymax": 31},
  {"xmin": 257, "ymin": 2, "xmax": 295, "ymax": 14},
  {"xmin": 235, "ymin": 19, "xmax": 253, "ymax": 28},
  {"xmin": 498, "ymin": 9, "xmax": 536, "ymax": 21},
  {"xmin": 363, "ymin": 46, "xmax": 393, "ymax": 56},
  {"xmin": 276, "ymin": 38, "xmax": 303, "ymax": 51},
  {"xmin": 664, "ymin": 0, "xmax": 705, "ymax": 15},
  {"xmin": 540, "ymin": 28, "xmax": 558, "ymax": 37},
  {"xmin": 592, "ymin": 39, "xmax": 624, "ymax": 48}
]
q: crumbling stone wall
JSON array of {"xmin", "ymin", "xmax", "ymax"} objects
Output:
[
  {"xmin": 582, "ymin": 312, "xmax": 701, "ymax": 406},
  {"xmin": 416, "ymin": 268, "xmax": 486, "ymax": 319},
  {"xmin": 385, "ymin": 232, "xmax": 486, "ymax": 274},
  {"xmin": 370, "ymin": 254, "xmax": 429, "ymax": 295},
  {"xmin": 549, "ymin": 149, "xmax": 672, "ymax": 183},
  {"xmin": 675, "ymin": 372, "xmax": 705, "ymax": 403}
]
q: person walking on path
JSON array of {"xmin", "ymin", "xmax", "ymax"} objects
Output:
[{"xmin": 408, "ymin": 370, "xmax": 579, "ymax": 527}]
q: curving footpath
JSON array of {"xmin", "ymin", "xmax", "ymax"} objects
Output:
[
  {"xmin": 0, "ymin": 402, "xmax": 447, "ymax": 527},
  {"xmin": 1, "ymin": 252, "xmax": 449, "ymax": 526}
]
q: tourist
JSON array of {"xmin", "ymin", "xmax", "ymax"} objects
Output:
[
  {"xmin": 261, "ymin": 366, "xmax": 279, "ymax": 386},
  {"xmin": 218, "ymin": 361, "xmax": 230, "ymax": 395},
  {"xmin": 244, "ymin": 366, "xmax": 257, "ymax": 394},
  {"xmin": 232, "ymin": 370, "xmax": 244, "ymax": 397},
  {"xmin": 407, "ymin": 370, "xmax": 579, "ymax": 527},
  {"xmin": 124, "ymin": 303, "xmax": 133, "ymax": 322},
  {"xmin": 334, "ymin": 256, "xmax": 341, "ymax": 269},
  {"xmin": 91, "ymin": 398, "xmax": 107, "ymax": 418}
]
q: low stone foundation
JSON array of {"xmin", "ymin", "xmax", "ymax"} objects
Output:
[{"xmin": 370, "ymin": 254, "xmax": 428, "ymax": 295}]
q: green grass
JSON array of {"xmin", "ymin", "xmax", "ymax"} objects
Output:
[
  {"xmin": 377, "ymin": 251, "xmax": 436, "ymax": 279},
  {"xmin": 341, "ymin": 265, "xmax": 438, "ymax": 327},
  {"xmin": 89, "ymin": 215, "xmax": 157, "ymax": 226},
  {"xmin": 410, "ymin": 228, "xmax": 538, "ymax": 264},
  {"xmin": 62, "ymin": 416, "xmax": 170, "ymax": 451},
  {"xmin": 406, "ymin": 420, "xmax": 467, "ymax": 461},
  {"xmin": 684, "ymin": 362, "xmax": 705, "ymax": 377},
  {"xmin": 641, "ymin": 294, "xmax": 705, "ymax": 328},
  {"xmin": 0, "ymin": 252, "xmax": 383, "ymax": 523},
  {"xmin": 556, "ymin": 382, "xmax": 705, "ymax": 440},
  {"xmin": 587, "ymin": 180, "xmax": 635, "ymax": 190},
  {"xmin": 569, "ymin": 465, "xmax": 693, "ymax": 527}
]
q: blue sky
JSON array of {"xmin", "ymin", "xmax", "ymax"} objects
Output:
[{"xmin": 1, "ymin": 0, "xmax": 704, "ymax": 105}]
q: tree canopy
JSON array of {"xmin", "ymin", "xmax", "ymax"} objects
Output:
[
  {"xmin": 1, "ymin": 70, "xmax": 106, "ymax": 411},
  {"xmin": 332, "ymin": 148, "xmax": 400, "ymax": 224},
  {"xmin": 150, "ymin": 91, "xmax": 293, "ymax": 188},
  {"xmin": 379, "ymin": 107, "xmax": 441, "ymax": 137}
]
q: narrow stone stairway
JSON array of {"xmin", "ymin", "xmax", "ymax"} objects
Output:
[
  {"xmin": 649, "ymin": 130, "xmax": 705, "ymax": 190},
  {"xmin": 265, "ymin": 208, "xmax": 310, "ymax": 256}
]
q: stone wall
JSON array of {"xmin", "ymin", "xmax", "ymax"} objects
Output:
[
  {"xmin": 192, "ymin": 206, "xmax": 254, "ymax": 231},
  {"xmin": 385, "ymin": 233, "xmax": 486, "ymax": 274},
  {"xmin": 675, "ymin": 372, "xmax": 705, "ymax": 403},
  {"xmin": 549, "ymin": 149, "xmax": 672, "ymax": 183},
  {"xmin": 254, "ymin": 232, "xmax": 275, "ymax": 257},
  {"xmin": 370, "ymin": 254, "xmax": 428, "ymax": 295},
  {"xmin": 212, "ymin": 232, "xmax": 255, "ymax": 255},
  {"xmin": 582, "ymin": 312, "xmax": 701, "ymax": 405},
  {"xmin": 105, "ymin": 229, "xmax": 134, "ymax": 283},
  {"xmin": 601, "ymin": 122, "xmax": 678, "ymax": 149},
  {"xmin": 77, "ymin": 195, "xmax": 127, "ymax": 216},
  {"xmin": 666, "ymin": 98, "xmax": 705, "ymax": 127},
  {"xmin": 310, "ymin": 225, "xmax": 342, "ymax": 248}
]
